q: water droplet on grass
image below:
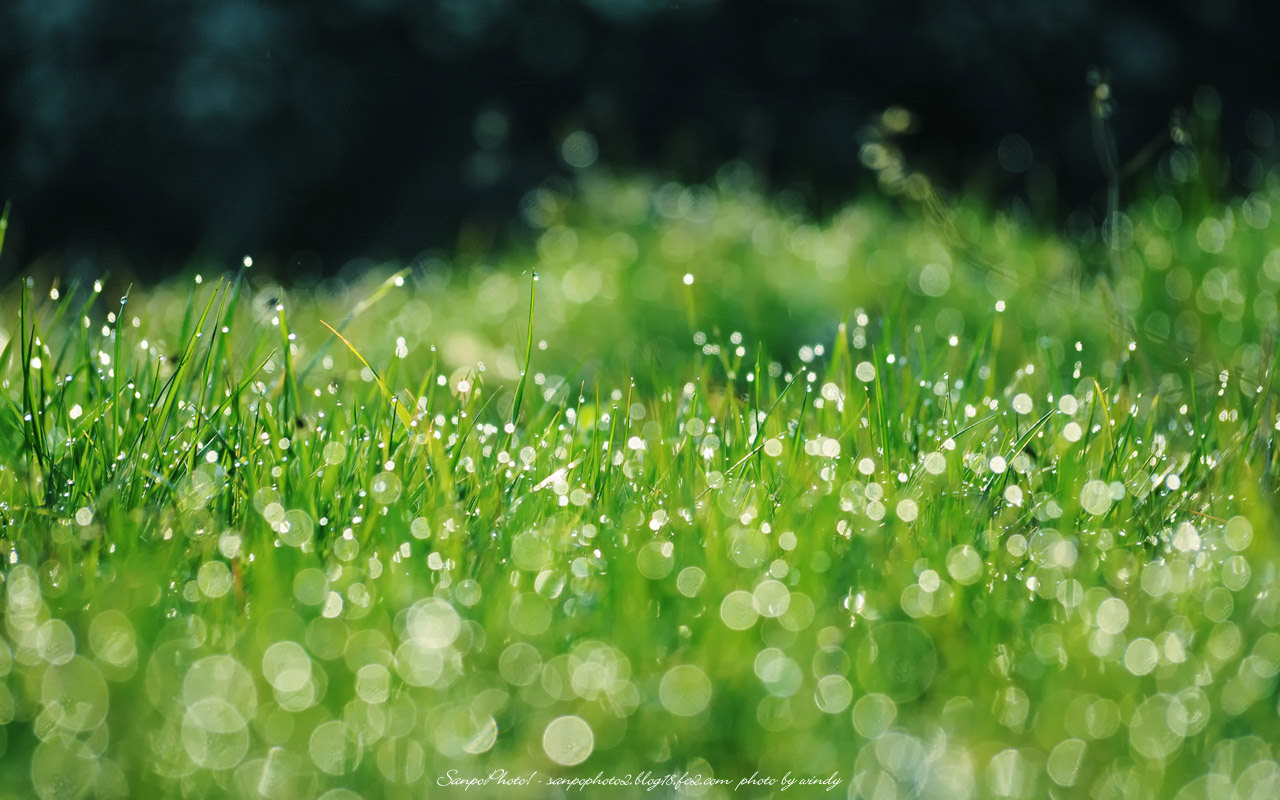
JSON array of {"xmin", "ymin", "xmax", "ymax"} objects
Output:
[
  {"xmin": 1129, "ymin": 694, "xmax": 1187, "ymax": 759},
  {"xmin": 262, "ymin": 642, "xmax": 311, "ymax": 694},
  {"xmin": 197, "ymin": 561, "xmax": 233, "ymax": 599},
  {"xmin": 1172, "ymin": 521, "xmax": 1200, "ymax": 553},
  {"xmin": 987, "ymin": 749, "xmax": 1031, "ymax": 797},
  {"xmin": 499, "ymin": 643, "xmax": 542, "ymax": 686},
  {"xmin": 754, "ymin": 649, "xmax": 803, "ymax": 697},
  {"xmin": 42, "ymin": 656, "xmax": 109, "ymax": 732},
  {"xmin": 323, "ymin": 442, "xmax": 347, "ymax": 465},
  {"xmin": 720, "ymin": 591, "xmax": 758, "ymax": 631},
  {"xmin": 814, "ymin": 674, "xmax": 853, "ymax": 714},
  {"xmin": 370, "ymin": 472, "xmax": 402, "ymax": 504},
  {"xmin": 36, "ymin": 619, "xmax": 76, "ymax": 665},
  {"xmin": 1047, "ymin": 739, "xmax": 1086, "ymax": 787},
  {"xmin": 88, "ymin": 611, "xmax": 136, "ymax": 670},
  {"xmin": 753, "ymin": 580, "xmax": 790, "ymax": 618},
  {"xmin": 1080, "ymin": 480, "xmax": 1112, "ymax": 515},
  {"xmin": 543, "ymin": 715, "xmax": 593, "ymax": 766},
  {"xmin": 410, "ymin": 517, "xmax": 431, "ymax": 539},
  {"xmin": 454, "ymin": 579, "xmax": 483, "ymax": 607},
  {"xmin": 184, "ymin": 655, "xmax": 257, "ymax": 724},
  {"xmin": 355, "ymin": 664, "xmax": 391, "ymax": 704},
  {"xmin": 1222, "ymin": 556, "xmax": 1251, "ymax": 591},
  {"xmin": 512, "ymin": 532, "xmax": 552, "ymax": 572},
  {"xmin": 918, "ymin": 570, "xmax": 941, "ymax": 593},
  {"xmin": 676, "ymin": 567, "xmax": 705, "ymax": 597},
  {"xmin": 1124, "ymin": 638, "xmax": 1159, "ymax": 675},
  {"xmin": 1097, "ymin": 598, "xmax": 1129, "ymax": 635},
  {"xmin": 947, "ymin": 545, "xmax": 982, "ymax": 584},
  {"xmin": 636, "ymin": 542, "xmax": 674, "ymax": 579},
  {"xmin": 851, "ymin": 693, "xmax": 897, "ymax": 738},
  {"xmin": 865, "ymin": 500, "xmax": 886, "ymax": 521},
  {"xmin": 1225, "ymin": 516, "xmax": 1253, "ymax": 551},
  {"xmin": 310, "ymin": 720, "xmax": 361, "ymax": 775},
  {"xmin": 659, "ymin": 665, "xmax": 712, "ymax": 717},
  {"xmin": 31, "ymin": 738, "xmax": 97, "ymax": 800},
  {"xmin": 279, "ymin": 509, "xmax": 314, "ymax": 548},
  {"xmin": 183, "ymin": 697, "xmax": 250, "ymax": 769},
  {"xmin": 895, "ymin": 499, "xmax": 919, "ymax": 522},
  {"xmin": 405, "ymin": 599, "xmax": 461, "ymax": 648},
  {"xmin": 728, "ymin": 529, "xmax": 767, "ymax": 569}
]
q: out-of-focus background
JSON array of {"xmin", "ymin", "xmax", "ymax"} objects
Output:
[{"xmin": 2, "ymin": 0, "xmax": 1278, "ymax": 281}]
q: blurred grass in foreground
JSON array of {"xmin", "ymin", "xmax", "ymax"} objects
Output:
[{"xmin": 0, "ymin": 168, "xmax": 1279, "ymax": 799}]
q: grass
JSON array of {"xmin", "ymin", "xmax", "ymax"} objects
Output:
[{"xmin": 0, "ymin": 163, "xmax": 1279, "ymax": 799}]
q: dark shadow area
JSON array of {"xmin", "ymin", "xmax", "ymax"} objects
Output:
[{"xmin": 2, "ymin": 0, "xmax": 1278, "ymax": 281}]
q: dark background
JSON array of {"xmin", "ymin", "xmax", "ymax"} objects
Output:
[{"xmin": 2, "ymin": 0, "xmax": 1278, "ymax": 282}]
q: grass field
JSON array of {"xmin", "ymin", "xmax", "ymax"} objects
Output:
[{"xmin": 1, "ymin": 164, "xmax": 1279, "ymax": 799}]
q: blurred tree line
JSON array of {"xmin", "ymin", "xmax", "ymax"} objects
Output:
[{"xmin": 1, "ymin": 0, "xmax": 1277, "ymax": 279}]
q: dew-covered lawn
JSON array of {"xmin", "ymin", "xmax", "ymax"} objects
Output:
[{"xmin": 0, "ymin": 171, "xmax": 1278, "ymax": 799}]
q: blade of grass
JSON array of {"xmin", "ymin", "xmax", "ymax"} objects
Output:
[
  {"xmin": 319, "ymin": 320, "xmax": 415, "ymax": 434},
  {"xmin": 299, "ymin": 268, "xmax": 409, "ymax": 383},
  {"xmin": 510, "ymin": 272, "xmax": 537, "ymax": 431}
]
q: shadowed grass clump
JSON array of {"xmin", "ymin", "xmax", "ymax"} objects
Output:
[{"xmin": 0, "ymin": 170, "xmax": 1278, "ymax": 799}]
